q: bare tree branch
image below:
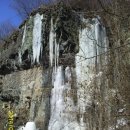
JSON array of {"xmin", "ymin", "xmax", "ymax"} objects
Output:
[{"xmin": 0, "ymin": 22, "xmax": 16, "ymax": 42}]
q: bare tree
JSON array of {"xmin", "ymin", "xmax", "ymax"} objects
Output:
[
  {"xmin": 0, "ymin": 21, "xmax": 16, "ymax": 42},
  {"xmin": 11, "ymin": 0, "xmax": 112, "ymax": 19},
  {"xmin": 11, "ymin": 0, "xmax": 48, "ymax": 19}
]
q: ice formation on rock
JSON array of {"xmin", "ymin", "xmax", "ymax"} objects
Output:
[
  {"xmin": 94, "ymin": 18, "xmax": 108, "ymax": 62},
  {"xmin": 75, "ymin": 17, "xmax": 108, "ymax": 128},
  {"xmin": 17, "ymin": 122, "xmax": 37, "ymax": 130},
  {"xmin": 49, "ymin": 18, "xmax": 59, "ymax": 69},
  {"xmin": 22, "ymin": 24, "xmax": 27, "ymax": 46},
  {"xmin": 18, "ymin": 24, "xmax": 27, "ymax": 64},
  {"xmin": 49, "ymin": 66, "xmax": 79, "ymax": 130},
  {"xmin": 24, "ymin": 122, "xmax": 37, "ymax": 130},
  {"xmin": 54, "ymin": 40, "xmax": 59, "ymax": 72},
  {"xmin": 32, "ymin": 13, "xmax": 43, "ymax": 63},
  {"xmin": 18, "ymin": 50, "xmax": 22, "ymax": 64},
  {"xmin": 17, "ymin": 16, "xmax": 108, "ymax": 130},
  {"xmin": 49, "ymin": 18, "xmax": 55, "ymax": 67},
  {"xmin": 48, "ymin": 17, "xmax": 108, "ymax": 130}
]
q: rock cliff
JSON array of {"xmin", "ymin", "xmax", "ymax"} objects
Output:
[{"xmin": 0, "ymin": 3, "xmax": 130, "ymax": 130}]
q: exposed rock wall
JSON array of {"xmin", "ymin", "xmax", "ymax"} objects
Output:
[
  {"xmin": 0, "ymin": 4, "xmax": 130, "ymax": 130},
  {"xmin": 0, "ymin": 67, "xmax": 52, "ymax": 129}
]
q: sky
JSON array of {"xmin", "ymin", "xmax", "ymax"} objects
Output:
[{"xmin": 0, "ymin": 0, "xmax": 22, "ymax": 27}]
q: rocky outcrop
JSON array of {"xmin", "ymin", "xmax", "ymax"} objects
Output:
[
  {"xmin": 0, "ymin": 3, "xmax": 130, "ymax": 130},
  {"xmin": 0, "ymin": 67, "xmax": 51, "ymax": 129},
  {"xmin": 0, "ymin": 3, "xmax": 80, "ymax": 75}
]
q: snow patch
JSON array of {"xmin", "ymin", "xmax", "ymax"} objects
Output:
[
  {"xmin": 24, "ymin": 122, "xmax": 37, "ymax": 130},
  {"xmin": 116, "ymin": 118, "xmax": 127, "ymax": 128}
]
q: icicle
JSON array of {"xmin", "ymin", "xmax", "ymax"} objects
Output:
[
  {"xmin": 49, "ymin": 18, "xmax": 59, "ymax": 68},
  {"xmin": 32, "ymin": 13, "xmax": 43, "ymax": 63},
  {"xmin": 95, "ymin": 21, "xmax": 99, "ymax": 44},
  {"xmin": 54, "ymin": 40, "xmax": 59, "ymax": 72},
  {"xmin": 54, "ymin": 37, "xmax": 57, "ymax": 72},
  {"xmin": 18, "ymin": 50, "xmax": 22, "ymax": 64},
  {"xmin": 57, "ymin": 43, "xmax": 59, "ymax": 66},
  {"xmin": 22, "ymin": 24, "xmax": 26, "ymax": 45},
  {"xmin": 18, "ymin": 24, "xmax": 27, "ymax": 64},
  {"xmin": 94, "ymin": 18, "xmax": 108, "ymax": 63},
  {"xmin": 49, "ymin": 18, "xmax": 54, "ymax": 66}
]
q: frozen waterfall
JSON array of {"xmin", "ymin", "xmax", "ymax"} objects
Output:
[
  {"xmin": 18, "ymin": 16, "xmax": 108, "ymax": 130},
  {"xmin": 32, "ymin": 13, "xmax": 43, "ymax": 63},
  {"xmin": 49, "ymin": 18, "xmax": 59, "ymax": 69},
  {"xmin": 75, "ymin": 17, "xmax": 108, "ymax": 128},
  {"xmin": 48, "ymin": 66, "xmax": 80, "ymax": 130},
  {"xmin": 48, "ymin": 17, "xmax": 108, "ymax": 130}
]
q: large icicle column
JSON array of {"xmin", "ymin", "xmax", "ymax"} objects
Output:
[
  {"xmin": 48, "ymin": 66, "xmax": 80, "ymax": 130},
  {"xmin": 48, "ymin": 18, "xmax": 79, "ymax": 130},
  {"xmin": 18, "ymin": 24, "xmax": 27, "ymax": 64},
  {"xmin": 33, "ymin": 13, "xmax": 43, "ymax": 63},
  {"xmin": 48, "ymin": 16, "xmax": 108, "ymax": 130},
  {"xmin": 49, "ymin": 18, "xmax": 59, "ymax": 69},
  {"xmin": 75, "ymin": 17, "xmax": 108, "ymax": 129}
]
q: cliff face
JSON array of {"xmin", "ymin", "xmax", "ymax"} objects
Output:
[
  {"xmin": 0, "ymin": 4, "xmax": 130, "ymax": 130},
  {"xmin": 0, "ymin": 67, "xmax": 51, "ymax": 129}
]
